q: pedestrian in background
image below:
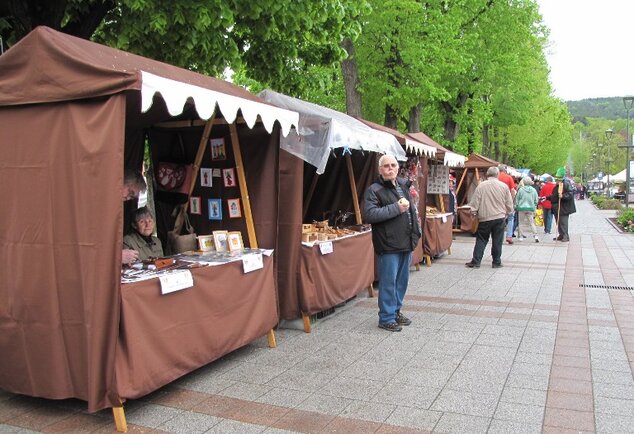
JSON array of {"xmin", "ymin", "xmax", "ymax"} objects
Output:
[
  {"xmin": 515, "ymin": 176, "xmax": 540, "ymax": 243},
  {"xmin": 465, "ymin": 167, "xmax": 514, "ymax": 269},
  {"xmin": 539, "ymin": 176, "xmax": 556, "ymax": 234},
  {"xmin": 497, "ymin": 165, "xmax": 517, "ymax": 244},
  {"xmin": 548, "ymin": 168, "xmax": 576, "ymax": 242}
]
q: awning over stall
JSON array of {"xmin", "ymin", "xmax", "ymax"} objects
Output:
[
  {"xmin": 259, "ymin": 89, "xmax": 406, "ymax": 174},
  {"xmin": 0, "ymin": 26, "xmax": 298, "ymax": 136},
  {"xmin": 355, "ymin": 117, "xmax": 436, "ymax": 159},
  {"xmin": 406, "ymin": 132, "xmax": 465, "ymax": 167}
]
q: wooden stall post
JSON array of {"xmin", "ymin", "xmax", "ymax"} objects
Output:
[
  {"xmin": 267, "ymin": 329, "xmax": 277, "ymax": 348},
  {"xmin": 345, "ymin": 154, "xmax": 362, "ymax": 224},
  {"xmin": 229, "ymin": 123, "xmax": 258, "ymax": 248},
  {"xmin": 112, "ymin": 405, "xmax": 127, "ymax": 432}
]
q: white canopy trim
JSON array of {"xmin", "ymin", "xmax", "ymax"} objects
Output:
[
  {"xmin": 405, "ymin": 138, "xmax": 436, "ymax": 158},
  {"xmin": 259, "ymin": 89, "xmax": 406, "ymax": 174},
  {"xmin": 140, "ymin": 71, "xmax": 299, "ymax": 137},
  {"xmin": 444, "ymin": 151, "xmax": 465, "ymax": 167}
]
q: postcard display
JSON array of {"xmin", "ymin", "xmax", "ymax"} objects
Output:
[{"xmin": 421, "ymin": 161, "xmax": 454, "ymax": 263}]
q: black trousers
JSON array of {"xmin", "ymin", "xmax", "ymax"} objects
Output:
[{"xmin": 471, "ymin": 218, "xmax": 505, "ymax": 265}]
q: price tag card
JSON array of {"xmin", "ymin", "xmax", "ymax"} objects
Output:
[
  {"xmin": 159, "ymin": 270, "xmax": 194, "ymax": 295},
  {"xmin": 212, "ymin": 168, "xmax": 221, "ymax": 177},
  {"xmin": 243, "ymin": 253, "xmax": 264, "ymax": 273},
  {"xmin": 441, "ymin": 215, "xmax": 447, "ymax": 223},
  {"xmin": 319, "ymin": 241, "xmax": 334, "ymax": 255}
]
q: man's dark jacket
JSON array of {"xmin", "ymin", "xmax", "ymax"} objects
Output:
[
  {"xmin": 547, "ymin": 178, "xmax": 577, "ymax": 216},
  {"xmin": 364, "ymin": 176, "xmax": 422, "ymax": 254}
]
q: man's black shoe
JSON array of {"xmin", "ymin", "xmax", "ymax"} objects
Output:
[
  {"xmin": 395, "ymin": 312, "xmax": 412, "ymax": 326},
  {"xmin": 465, "ymin": 261, "xmax": 480, "ymax": 268},
  {"xmin": 492, "ymin": 263, "xmax": 503, "ymax": 268},
  {"xmin": 379, "ymin": 322, "xmax": 402, "ymax": 332}
]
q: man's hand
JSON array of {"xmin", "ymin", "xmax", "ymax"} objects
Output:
[
  {"xmin": 398, "ymin": 197, "xmax": 409, "ymax": 213},
  {"xmin": 122, "ymin": 249, "xmax": 139, "ymax": 265}
]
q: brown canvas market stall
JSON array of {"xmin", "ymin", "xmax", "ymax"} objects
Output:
[
  {"xmin": 260, "ymin": 90, "xmax": 406, "ymax": 332},
  {"xmin": 406, "ymin": 132, "xmax": 465, "ymax": 264},
  {"xmin": 0, "ymin": 26, "xmax": 299, "ymax": 429},
  {"xmin": 454, "ymin": 152, "xmax": 501, "ymax": 233}
]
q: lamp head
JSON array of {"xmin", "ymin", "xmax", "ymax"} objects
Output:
[
  {"xmin": 623, "ymin": 96, "xmax": 634, "ymax": 110},
  {"xmin": 605, "ymin": 129, "xmax": 614, "ymax": 141}
]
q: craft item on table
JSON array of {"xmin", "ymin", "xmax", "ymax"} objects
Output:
[
  {"xmin": 197, "ymin": 235, "xmax": 215, "ymax": 251},
  {"xmin": 300, "ymin": 220, "xmax": 359, "ymax": 243},
  {"xmin": 222, "ymin": 168, "xmax": 237, "ymax": 187},
  {"xmin": 213, "ymin": 230, "xmax": 229, "ymax": 252},
  {"xmin": 227, "ymin": 198, "xmax": 242, "ymax": 218},
  {"xmin": 189, "ymin": 197, "xmax": 201, "ymax": 215},
  {"xmin": 227, "ymin": 231, "xmax": 244, "ymax": 252}
]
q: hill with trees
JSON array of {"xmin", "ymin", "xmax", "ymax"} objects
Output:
[{"xmin": 567, "ymin": 97, "xmax": 629, "ymax": 122}]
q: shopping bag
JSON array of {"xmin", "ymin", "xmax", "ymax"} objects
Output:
[{"xmin": 534, "ymin": 208, "xmax": 544, "ymax": 227}]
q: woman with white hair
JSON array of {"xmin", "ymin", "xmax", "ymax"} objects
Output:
[{"xmin": 515, "ymin": 176, "xmax": 540, "ymax": 242}]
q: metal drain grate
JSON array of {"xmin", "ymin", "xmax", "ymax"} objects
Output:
[{"xmin": 579, "ymin": 283, "xmax": 634, "ymax": 291}]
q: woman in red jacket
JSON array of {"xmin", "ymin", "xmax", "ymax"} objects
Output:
[{"xmin": 539, "ymin": 176, "xmax": 556, "ymax": 234}]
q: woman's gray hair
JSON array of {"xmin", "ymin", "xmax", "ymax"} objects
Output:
[
  {"xmin": 486, "ymin": 167, "xmax": 499, "ymax": 177},
  {"xmin": 522, "ymin": 176, "xmax": 533, "ymax": 185},
  {"xmin": 132, "ymin": 206, "xmax": 154, "ymax": 222}
]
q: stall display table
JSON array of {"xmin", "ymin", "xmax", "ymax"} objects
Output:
[
  {"xmin": 298, "ymin": 231, "xmax": 374, "ymax": 332},
  {"xmin": 423, "ymin": 213, "xmax": 453, "ymax": 266},
  {"xmin": 410, "ymin": 238, "xmax": 424, "ymax": 270},
  {"xmin": 457, "ymin": 206, "xmax": 476, "ymax": 233},
  {"xmin": 113, "ymin": 254, "xmax": 278, "ymax": 430}
]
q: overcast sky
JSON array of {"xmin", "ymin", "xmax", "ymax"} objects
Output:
[{"xmin": 536, "ymin": 0, "xmax": 634, "ymax": 101}]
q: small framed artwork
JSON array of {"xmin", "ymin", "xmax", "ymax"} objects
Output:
[
  {"xmin": 208, "ymin": 198, "xmax": 222, "ymax": 220},
  {"xmin": 227, "ymin": 231, "xmax": 244, "ymax": 252},
  {"xmin": 200, "ymin": 168, "xmax": 212, "ymax": 187},
  {"xmin": 189, "ymin": 197, "xmax": 201, "ymax": 215},
  {"xmin": 227, "ymin": 198, "xmax": 242, "ymax": 218},
  {"xmin": 210, "ymin": 138, "xmax": 226, "ymax": 161},
  {"xmin": 223, "ymin": 168, "xmax": 237, "ymax": 187},
  {"xmin": 213, "ymin": 230, "xmax": 229, "ymax": 252}
]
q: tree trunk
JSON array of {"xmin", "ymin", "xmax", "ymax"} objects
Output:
[
  {"xmin": 340, "ymin": 37, "xmax": 362, "ymax": 117},
  {"xmin": 493, "ymin": 127, "xmax": 500, "ymax": 161},
  {"xmin": 384, "ymin": 105, "xmax": 398, "ymax": 129},
  {"xmin": 408, "ymin": 103, "xmax": 422, "ymax": 133},
  {"xmin": 482, "ymin": 124, "xmax": 490, "ymax": 155}
]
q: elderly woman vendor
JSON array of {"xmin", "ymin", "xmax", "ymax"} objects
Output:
[{"xmin": 123, "ymin": 206, "xmax": 164, "ymax": 262}]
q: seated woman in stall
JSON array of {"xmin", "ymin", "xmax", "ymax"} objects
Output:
[{"xmin": 123, "ymin": 206, "xmax": 164, "ymax": 261}]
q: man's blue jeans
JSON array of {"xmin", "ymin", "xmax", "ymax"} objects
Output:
[
  {"xmin": 543, "ymin": 208, "xmax": 553, "ymax": 233},
  {"xmin": 377, "ymin": 252, "xmax": 412, "ymax": 324}
]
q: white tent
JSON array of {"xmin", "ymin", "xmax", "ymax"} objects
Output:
[
  {"xmin": 259, "ymin": 89, "xmax": 406, "ymax": 174},
  {"xmin": 611, "ymin": 169, "xmax": 627, "ymax": 183}
]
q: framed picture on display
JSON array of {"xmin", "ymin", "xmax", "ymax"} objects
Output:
[
  {"xmin": 223, "ymin": 168, "xmax": 237, "ymax": 187},
  {"xmin": 213, "ymin": 230, "xmax": 229, "ymax": 252},
  {"xmin": 210, "ymin": 138, "xmax": 226, "ymax": 161},
  {"xmin": 227, "ymin": 231, "xmax": 243, "ymax": 252},
  {"xmin": 200, "ymin": 168, "xmax": 212, "ymax": 187},
  {"xmin": 189, "ymin": 197, "xmax": 201, "ymax": 215},
  {"xmin": 208, "ymin": 198, "xmax": 222, "ymax": 220},
  {"xmin": 227, "ymin": 198, "xmax": 242, "ymax": 218}
]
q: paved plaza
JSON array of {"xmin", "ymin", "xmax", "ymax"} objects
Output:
[{"xmin": 2, "ymin": 200, "xmax": 634, "ymax": 433}]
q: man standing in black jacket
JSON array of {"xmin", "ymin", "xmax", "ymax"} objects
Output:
[{"xmin": 364, "ymin": 155, "xmax": 422, "ymax": 332}]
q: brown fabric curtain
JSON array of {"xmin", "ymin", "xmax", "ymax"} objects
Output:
[{"xmin": 0, "ymin": 95, "xmax": 126, "ymax": 411}]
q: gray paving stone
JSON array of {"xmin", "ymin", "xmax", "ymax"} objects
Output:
[
  {"xmin": 595, "ymin": 412, "xmax": 634, "ymax": 434},
  {"xmin": 295, "ymin": 393, "xmax": 351, "ymax": 416},
  {"xmin": 592, "ymin": 368, "xmax": 634, "ymax": 385},
  {"xmin": 255, "ymin": 388, "xmax": 311, "ymax": 409},
  {"xmin": 510, "ymin": 361, "xmax": 552, "ymax": 378},
  {"xmin": 265, "ymin": 369, "xmax": 333, "ymax": 392},
  {"xmin": 339, "ymin": 400, "xmax": 396, "ymax": 424},
  {"xmin": 514, "ymin": 351, "xmax": 553, "ymax": 365},
  {"xmin": 390, "ymin": 366, "xmax": 454, "ymax": 388},
  {"xmin": 444, "ymin": 371, "xmax": 507, "ymax": 395},
  {"xmin": 505, "ymin": 373, "xmax": 550, "ymax": 390},
  {"xmin": 595, "ymin": 396, "xmax": 634, "ymax": 416},
  {"xmin": 430, "ymin": 389, "xmax": 499, "ymax": 417},
  {"xmin": 126, "ymin": 403, "xmax": 184, "ymax": 429},
  {"xmin": 383, "ymin": 405, "xmax": 442, "ymax": 431},
  {"xmin": 500, "ymin": 387, "xmax": 547, "ymax": 406},
  {"xmin": 222, "ymin": 363, "xmax": 290, "ymax": 385},
  {"xmin": 487, "ymin": 419, "xmax": 542, "ymax": 434},
  {"xmin": 320, "ymin": 376, "xmax": 383, "ymax": 401},
  {"xmin": 594, "ymin": 383, "xmax": 634, "ymax": 400},
  {"xmin": 205, "ymin": 419, "xmax": 266, "ymax": 433},
  {"xmin": 218, "ymin": 382, "xmax": 272, "ymax": 401},
  {"xmin": 431, "ymin": 412, "xmax": 490, "ymax": 434},
  {"xmin": 376, "ymin": 382, "xmax": 442, "ymax": 409},
  {"xmin": 591, "ymin": 357, "xmax": 633, "ymax": 373},
  {"xmin": 0, "ymin": 425, "xmax": 40, "ymax": 434},
  {"xmin": 156, "ymin": 410, "xmax": 221, "ymax": 433},
  {"xmin": 493, "ymin": 401, "xmax": 544, "ymax": 425}
]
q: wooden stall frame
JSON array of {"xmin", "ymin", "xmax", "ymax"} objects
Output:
[{"xmin": 300, "ymin": 283, "xmax": 374, "ymax": 333}]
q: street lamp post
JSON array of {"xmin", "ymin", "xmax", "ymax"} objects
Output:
[
  {"xmin": 605, "ymin": 129, "xmax": 614, "ymax": 197},
  {"xmin": 622, "ymin": 97, "xmax": 634, "ymax": 207},
  {"xmin": 597, "ymin": 144, "xmax": 604, "ymax": 194}
]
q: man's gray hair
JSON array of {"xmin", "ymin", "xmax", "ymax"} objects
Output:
[
  {"xmin": 486, "ymin": 167, "xmax": 500, "ymax": 178},
  {"xmin": 124, "ymin": 168, "xmax": 147, "ymax": 192},
  {"xmin": 132, "ymin": 206, "xmax": 154, "ymax": 223},
  {"xmin": 497, "ymin": 164, "xmax": 507, "ymax": 173},
  {"xmin": 378, "ymin": 154, "xmax": 397, "ymax": 168}
]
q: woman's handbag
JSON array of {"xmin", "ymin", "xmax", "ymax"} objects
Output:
[{"xmin": 167, "ymin": 212, "xmax": 197, "ymax": 254}]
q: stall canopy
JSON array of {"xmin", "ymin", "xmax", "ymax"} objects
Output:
[
  {"xmin": 0, "ymin": 26, "xmax": 299, "ymax": 413},
  {"xmin": 463, "ymin": 152, "xmax": 500, "ymax": 169},
  {"xmin": 406, "ymin": 132, "xmax": 465, "ymax": 167},
  {"xmin": 355, "ymin": 117, "xmax": 437, "ymax": 159},
  {"xmin": 259, "ymin": 89, "xmax": 406, "ymax": 174}
]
